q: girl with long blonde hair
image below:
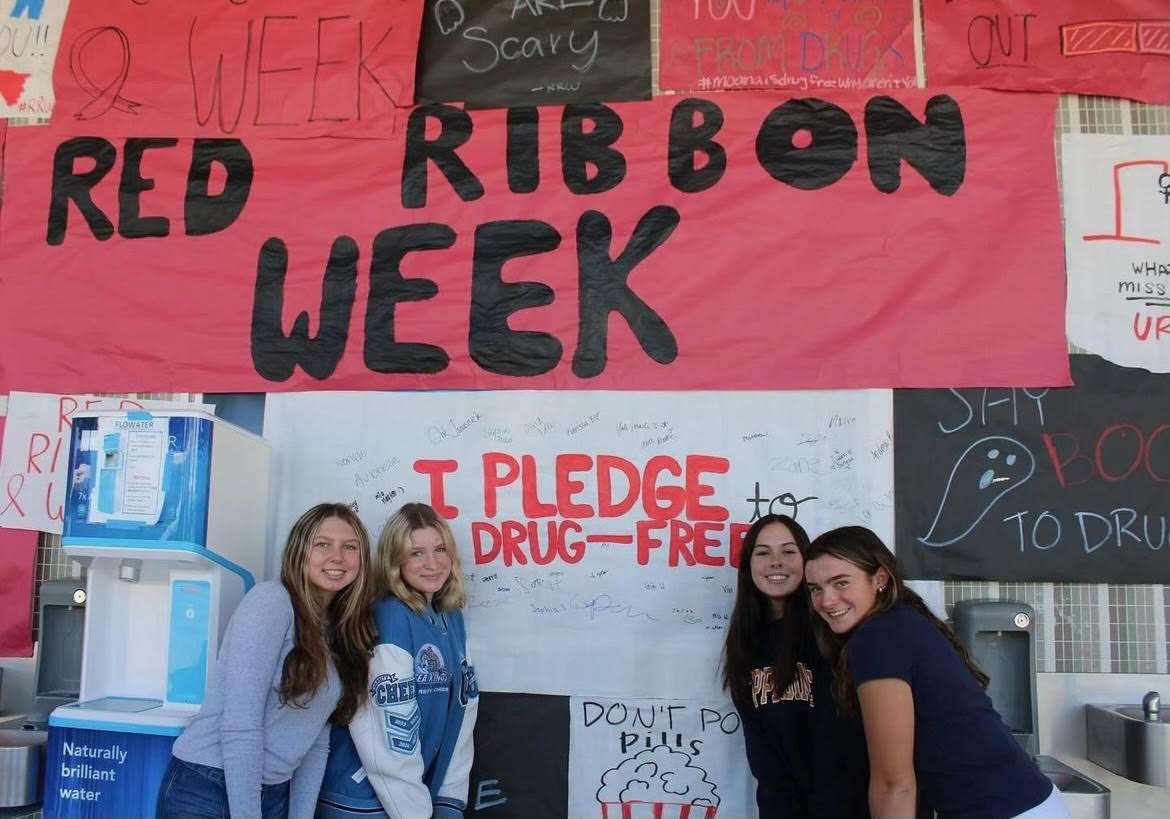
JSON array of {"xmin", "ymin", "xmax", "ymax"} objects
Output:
[{"xmin": 318, "ymin": 502, "xmax": 479, "ymax": 819}]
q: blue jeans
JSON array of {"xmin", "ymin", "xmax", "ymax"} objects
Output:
[
  {"xmin": 156, "ymin": 756, "xmax": 290, "ymax": 818},
  {"xmin": 315, "ymin": 797, "xmax": 389, "ymax": 819}
]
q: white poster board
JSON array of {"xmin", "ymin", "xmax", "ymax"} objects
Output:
[
  {"xmin": 0, "ymin": 392, "xmax": 209, "ymax": 533},
  {"xmin": 0, "ymin": 0, "xmax": 70, "ymax": 119},
  {"xmin": 1062, "ymin": 133, "xmax": 1170, "ymax": 372},
  {"xmin": 568, "ymin": 696, "xmax": 755, "ymax": 819},
  {"xmin": 265, "ymin": 390, "xmax": 894, "ymax": 698}
]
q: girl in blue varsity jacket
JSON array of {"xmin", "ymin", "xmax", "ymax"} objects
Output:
[{"xmin": 317, "ymin": 503, "xmax": 479, "ymax": 819}]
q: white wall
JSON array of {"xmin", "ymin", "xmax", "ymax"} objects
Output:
[{"xmin": 1039, "ymin": 672, "xmax": 1169, "ymax": 756}]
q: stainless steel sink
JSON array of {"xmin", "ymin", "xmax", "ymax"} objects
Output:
[
  {"xmin": 1034, "ymin": 755, "xmax": 1110, "ymax": 819},
  {"xmin": 1107, "ymin": 706, "xmax": 1170, "ymax": 724},
  {"xmin": 1086, "ymin": 703, "xmax": 1170, "ymax": 787}
]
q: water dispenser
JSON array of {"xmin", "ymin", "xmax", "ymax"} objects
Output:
[
  {"xmin": 30, "ymin": 579, "xmax": 87, "ymax": 724},
  {"xmin": 953, "ymin": 599, "xmax": 1039, "ymax": 753},
  {"xmin": 41, "ymin": 408, "xmax": 270, "ymax": 819},
  {"xmin": 953, "ymin": 600, "xmax": 1111, "ymax": 819}
]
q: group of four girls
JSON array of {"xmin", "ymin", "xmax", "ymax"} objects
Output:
[{"xmin": 155, "ymin": 501, "xmax": 1068, "ymax": 819}]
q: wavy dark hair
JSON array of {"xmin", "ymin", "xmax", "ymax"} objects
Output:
[
  {"xmin": 804, "ymin": 526, "xmax": 989, "ymax": 711},
  {"xmin": 278, "ymin": 502, "xmax": 377, "ymax": 724},
  {"xmin": 721, "ymin": 514, "xmax": 813, "ymax": 712}
]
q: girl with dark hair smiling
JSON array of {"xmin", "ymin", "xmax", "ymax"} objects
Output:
[
  {"xmin": 804, "ymin": 526, "xmax": 1068, "ymax": 819},
  {"xmin": 721, "ymin": 514, "xmax": 868, "ymax": 818}
]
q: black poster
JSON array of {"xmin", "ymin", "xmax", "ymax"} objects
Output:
[
  {"xmin": 467, "ymin": 692, "xmax": 570, "ymax": 818},
  {"xmin": 415, "ymin": 0, "xmax": 651, "ymax": 108},
  {"xmin": 894, "ymin": 355, "xmax": 1170, "ymax": 583}
]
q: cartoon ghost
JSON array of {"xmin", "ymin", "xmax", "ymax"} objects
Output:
[{"xmin": 918, "ymin": 436, "xmax": 1035, "ymax": 548}]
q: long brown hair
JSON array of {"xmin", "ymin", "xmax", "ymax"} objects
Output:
[
  {"xmin": 804, "ymin": 526, "xmax": 989, "ymax": 711},
  {"xmin": 375, "ymin": 502, "xmax": 466, "ymax": 613},
  {"xmin": 721, "ymin": 514, "xmax": 813, "ymax": 712},
  {"xmin": 278, "ymin": 502, "xmax": 376, "ymax": 724}
]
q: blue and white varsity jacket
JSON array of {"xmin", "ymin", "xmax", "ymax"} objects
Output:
[{"xmin": 318, "ymin": 596, "xmax": 479, "ymax": 819}]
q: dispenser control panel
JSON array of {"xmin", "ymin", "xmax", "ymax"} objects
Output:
[{"xmin": 166, "ymin": 579, "xmax": 212, "ymax": 705}]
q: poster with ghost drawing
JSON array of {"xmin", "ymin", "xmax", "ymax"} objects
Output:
[
  {"xmin": 894, "ymin": 355, "xmax": 1170, "ymax": 583},
  {"xmin": 568, "ymin": 697, "xmax": 755, "ymax": 819}
]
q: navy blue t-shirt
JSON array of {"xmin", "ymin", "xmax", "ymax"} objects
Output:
[{"xmin": 847, "ymin": 604, "xmax": 1051, "ymax": 819}]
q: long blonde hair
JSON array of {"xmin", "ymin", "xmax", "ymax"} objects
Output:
[
  {"xmin": 375, "ymin": 502, "xmax": 466, "ymax": 613},
  {"xmin": 279, "ymin": 502, "xmax": 376, "ymax": 723}
]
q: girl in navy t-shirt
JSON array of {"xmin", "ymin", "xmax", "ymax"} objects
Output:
[{"xmin": 804, "ymin": 526, "xmax": 1068, "ymax": 819}]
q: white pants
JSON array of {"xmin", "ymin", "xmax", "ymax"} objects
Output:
[{"xmin": 1012, "ymin": 783, "xmax": 1071, "ymax": 819}]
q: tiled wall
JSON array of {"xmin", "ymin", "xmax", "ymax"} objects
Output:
[
  {"xmin": 945, "ymin": 581, "xmax": 1169, "ymax": 674},
  {"xmin": 1108, "ymin": 585, "xmax": 1161, "ymax": 674}
]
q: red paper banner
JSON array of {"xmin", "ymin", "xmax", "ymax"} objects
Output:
[
  {"xmin": 48, "ymin": 0, "xmax": 423, "ymax": 139},
  {"xmin": 659, "ymin": 0, "xmax": 918, "ymax": 93},
  {"xmin": 0, "ymin": 89, "xmax": 1070, "ymax": 392},
  {"xmin": 1, "ymin": 117, "xmax": 7, "ymax": 231},
  {"xmin": 0, "ymin": 417, "xmax": 38, "ymax": 659},
  {"xmin": 923, "ymin": 0, "xmax": 1170, "ymax": 104}
]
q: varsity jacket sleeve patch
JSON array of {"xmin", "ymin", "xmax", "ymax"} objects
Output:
[{"xmin": 350, "ymin": 641, "xmax": 433, "ymax": 819}]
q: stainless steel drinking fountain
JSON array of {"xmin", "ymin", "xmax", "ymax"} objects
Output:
[
  {"xmin": 29, "ymin": 578, "xmax": 86, "ymax": 724},
  {"xmin": 1086, "ymin": 692, "xmax": 1170, "ymax": 787},
  {"xmin": 953, "ymin": 599, "xmax": 1111, "ymax": 819}
]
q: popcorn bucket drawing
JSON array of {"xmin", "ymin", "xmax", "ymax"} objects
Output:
[
  {"xmin": 597, "ymin": 746, "xmax": 720, "ymax": 819},
  {"xmin": 600, "ymin": 800, "xmax": 719, "ymax": 819}
]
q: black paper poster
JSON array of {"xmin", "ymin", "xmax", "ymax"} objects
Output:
[
  {"xmin": 894, "ymin": 355, "xmax": 1170, "ymax": 583},
  {"xmin": 467, "ymin": 692, "xmax": 570, "ymax": 818},
  {"xmin": 415, "ymin": 0, "xmax": 651, "ymax": 108}
]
